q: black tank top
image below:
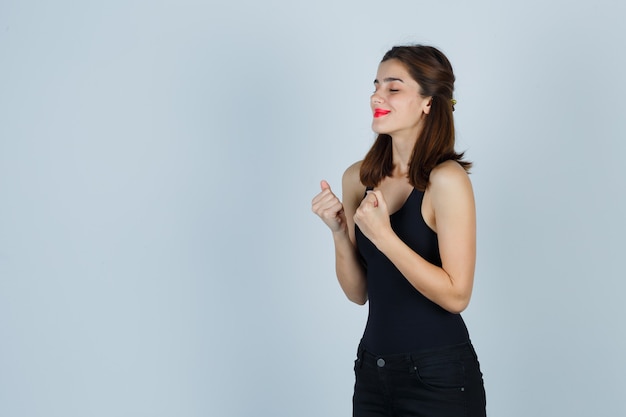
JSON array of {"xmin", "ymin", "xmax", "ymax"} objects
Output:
[{"xmin": 355, "ymin": 187, "xmax": 469, "ymax": 354}]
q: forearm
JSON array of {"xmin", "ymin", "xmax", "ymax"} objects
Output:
[
  {"xmin": 332, "ymin": 230, "xmax": 367, "ymax": 305},
  {"xmin": 376, "ymin": 233, "xmax": 471, "ymax": 313}
]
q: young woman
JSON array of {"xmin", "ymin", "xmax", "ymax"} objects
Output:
[{"xmin": 311, "ymin": 45, "xmax": 486, "ymax": 416}]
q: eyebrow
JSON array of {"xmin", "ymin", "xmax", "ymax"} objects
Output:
[{"xmin": 373, "ymin": 77, "xmax": 405, "ymax": 84}]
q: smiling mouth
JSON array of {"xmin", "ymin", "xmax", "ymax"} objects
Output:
[{"xmin": 374, "ymin": 109, "xmax": 390, "ymax": 118}]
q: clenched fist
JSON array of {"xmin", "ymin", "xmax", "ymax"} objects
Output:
[
  {"xmin": 311, "ymin": 180, "xmax": 347, "ymax": 233},
  {"xmin": 354, "ymin": 190, "xmax": 392, "ymax": 246}
]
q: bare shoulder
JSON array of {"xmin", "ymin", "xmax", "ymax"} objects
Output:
[
  {"xmin": 343, "ymin": 160, "xmax": 362, "ymax": 183},
  {"xmin": 429, "ymin": 160, "xmax": 472, "ymax": 192},
  {"xmin": 426, "ymin": 160, "xmax": 475, "ymax": 233},
  {"xmin": 427, "ymin": 160, "xmax": 474, "ymax": 213},
  {"xmin": 342, "ymin": 160, "xmax": 365, "ymax": 207}
]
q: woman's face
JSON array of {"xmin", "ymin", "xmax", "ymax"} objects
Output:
[{"xmin": 370, "ymin": 59, "xmax": 431, "ymax": 139}]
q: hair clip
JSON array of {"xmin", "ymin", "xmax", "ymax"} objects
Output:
[{"xmin": 451, "ymin": 99, "xmax": 457, "ymax": 106}]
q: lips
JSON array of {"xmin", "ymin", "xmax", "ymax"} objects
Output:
[{"xmin": 374, "ymin": 108, "xmax": 390, "ymax": 118}]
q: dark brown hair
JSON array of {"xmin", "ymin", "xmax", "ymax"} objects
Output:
[{"xmin": 360, "ymin": 45, "xmax": 471, "ymax": 191}]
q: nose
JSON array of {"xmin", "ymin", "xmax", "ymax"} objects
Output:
[{"xmin": 371, "ymin": 92, "xmax": 383, "ymax": 105}]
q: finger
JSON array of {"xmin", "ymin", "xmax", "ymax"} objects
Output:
[
  {"xmin": 365, "ymin": 190, "xmax": 379, "ymax": 207},
  {"xmin": 313, "ymin": 189, "xmax": 338, "ymax": 207},
  {"xmin": 313, "ymin": 194, "xmax": 342, "ymax": 216},
  {"xmin": 311, "ymin": 187, "xmax": 335, "ymax": 207},
  {"xmin": 322, "ymin": 201, "xmax": 344, "ymax": 218},
  {"xmin": 373, "ymin": 190, "xmax": 390, "ymax": 210},
  {"xmin": 320, "ymin": 180, "xmax": 330, "ymax": 191}
]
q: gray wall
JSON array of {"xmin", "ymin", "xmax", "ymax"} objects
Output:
[{"xmin": 1, "ymin": 1, "xmax": 625, "ymax": 416}]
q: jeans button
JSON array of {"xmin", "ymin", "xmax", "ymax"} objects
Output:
[{"xmin": 376, "ymin": 358, "xmax": 385, "ymax": 367}]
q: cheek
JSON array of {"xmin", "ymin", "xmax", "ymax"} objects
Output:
[{"xmin": 406, "ymin": 100, "xmax": 425, "ymax": 117}]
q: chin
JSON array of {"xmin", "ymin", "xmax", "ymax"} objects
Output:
[
  {"xmin": 372, "ymin": 128, "xmax": 391, "ymax": 136},
  {"xmin": 371, "ymin": 123, "xmax": 388, "ymax": 135}
]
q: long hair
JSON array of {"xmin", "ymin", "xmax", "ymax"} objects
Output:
[{"xmin": 360, "ymin": 45, "xmax": 471, "ymax": 191}]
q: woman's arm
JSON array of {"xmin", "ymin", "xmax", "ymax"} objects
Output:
[
  {"xmin": 354, "ymin": 160, "xmax": 476, "ymax": 313},
  {"xmin": 311, "ymin": 162, "xmax": 367, "ymax": 305}
]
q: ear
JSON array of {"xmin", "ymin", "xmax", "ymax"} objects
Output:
[{"xmin": 422, "ymin": 97, "xmax": 433, "ymax": 115}]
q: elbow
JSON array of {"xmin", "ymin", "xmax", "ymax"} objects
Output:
[
  {"xmin": 441, "ymin": 273, "xmax": 474, "ymax": 313},
  {"xmin": 446, "ymin": 303, "xmax": 468, "ymax": 315},
  {"xmin": 347, "ymin": 292, "xmax": 368, "ymax": 306},
  {"xmin": 444, "ymin": 294, "xmax": 471, "ymax": 314}
]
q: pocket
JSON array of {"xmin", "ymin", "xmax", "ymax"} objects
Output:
[{"xmin": 413, "ymin": 357, "xmax": 466, "ymax": 392}]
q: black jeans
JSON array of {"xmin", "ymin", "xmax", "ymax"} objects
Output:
[{"xmin": 353, "ymin": 341, "xmax": 486, "ymax": 417}]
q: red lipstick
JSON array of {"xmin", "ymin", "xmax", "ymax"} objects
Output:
[{"xmin": 374, "ymin": 108, "xmax": 390, "ymax": 118}]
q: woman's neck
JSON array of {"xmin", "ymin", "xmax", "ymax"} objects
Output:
[{"xmin": 390, "ymin": 131, "xmax": 418, "ymax": 177}]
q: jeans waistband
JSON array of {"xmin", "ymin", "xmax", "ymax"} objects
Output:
[{"xmin": 356, "ymin": 341, "xmax": 476, "ymax": 369}]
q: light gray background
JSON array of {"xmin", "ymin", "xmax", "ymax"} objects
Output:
[{"xmin": 1, "ymin": 1, "xmax": 625, "ymax": 416}]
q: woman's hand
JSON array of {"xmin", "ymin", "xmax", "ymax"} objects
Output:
[
  {"xmin": 312, "ymin": 180, "xmax": 347, "ymax": 233},
  {"xmin": 353, "ymin": 190, "xmax": 392, "ymax": 247}
]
